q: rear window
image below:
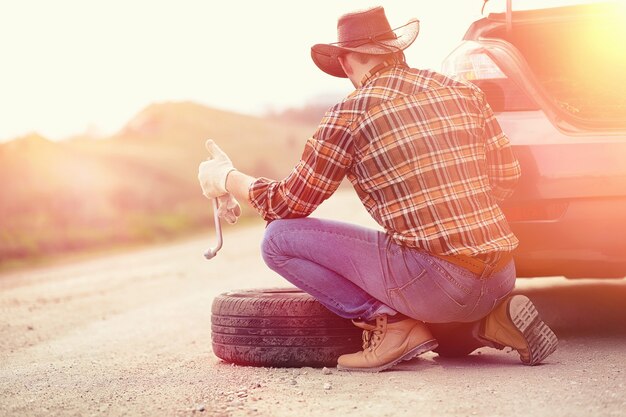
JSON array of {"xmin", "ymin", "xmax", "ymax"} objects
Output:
[{"xmin": 486, "ymin": 7, "xmax": 626, "ymax": 123}]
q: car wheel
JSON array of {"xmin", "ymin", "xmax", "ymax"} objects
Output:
[{"xmin": 211, "ymin": 287, "xmax": 362, "ymax": 367}]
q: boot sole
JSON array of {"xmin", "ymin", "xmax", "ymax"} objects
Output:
[
  {"xmin": 508, "ymin": 295, "xmax": 558, "ymax": 366},
  {"xmin": 336, "ymin": 339, "xmax": 439, "ymax": 373}
]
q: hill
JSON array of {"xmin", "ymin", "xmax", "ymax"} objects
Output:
[{"xmin": 0, "ymin": 102, "xmax": 317, "ymax": 266}]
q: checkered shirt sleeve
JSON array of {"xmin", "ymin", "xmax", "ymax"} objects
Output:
[{"xmin": 248, "ymin": 112, "xmax": 353, "ymax": 220}]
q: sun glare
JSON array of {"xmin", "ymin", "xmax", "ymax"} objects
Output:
[{"xmin": 582, "ymin": 3, "xmax": 626, "ymax": 65}]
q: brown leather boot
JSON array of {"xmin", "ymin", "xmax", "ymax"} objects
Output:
[
  {"xmin": 480, "ymin": 295, "xmax": 558, "ymax": 365},
  {"xmin": 337, "ymin": 315, "xmax": 438, "ymax": 372}
]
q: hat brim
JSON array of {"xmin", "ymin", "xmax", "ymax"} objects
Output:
[{"xmin": 311, "ymin": 18, "xmax": 419, "ymax": 78}]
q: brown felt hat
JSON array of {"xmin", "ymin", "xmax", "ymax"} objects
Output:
[{"xmin": 311, "ymin": 6, "xmax": 420, "ymax": 78}]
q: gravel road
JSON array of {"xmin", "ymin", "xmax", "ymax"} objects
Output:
[{"xmin": 1, "ymin": 191, "xmax": 625, "ymax": 417}]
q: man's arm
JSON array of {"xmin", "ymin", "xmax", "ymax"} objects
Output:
[
  {"xmin": 237, "ymin": 111, "xmax": 353, "ymax": 221},
  {"xmin": 200, "ymin": 110, "xmax": 353, "ymax": 221},
  {"xmin": 226, "ymin": 170, "xmax": 257, "ymax": 207}
]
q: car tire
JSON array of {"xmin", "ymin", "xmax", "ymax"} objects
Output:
[{"xmin": 211, "ymin": 287, "xmax": 362, "ymax": 367}]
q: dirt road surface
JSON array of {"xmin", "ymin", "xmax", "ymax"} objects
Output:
[{"xmin": 1, "ymin": 191, "xmax": 625, "ymax": 417}]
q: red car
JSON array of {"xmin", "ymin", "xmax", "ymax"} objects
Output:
[{"xmin": 442, "ymin": 2, "xmax": 626, "ymax": 278}]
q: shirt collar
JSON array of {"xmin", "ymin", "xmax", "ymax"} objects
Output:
[{"xmin": 358, "ymin": 59, "xmax": 408, "ymax": 88}]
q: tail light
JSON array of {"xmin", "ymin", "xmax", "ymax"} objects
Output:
[
  {"xmin": 441, "ymin": 41, "xmax": 537, "ymax": 112},
  {"xmin": 442, "ymin": 41, "xmax": 506, "ymax": 81}
]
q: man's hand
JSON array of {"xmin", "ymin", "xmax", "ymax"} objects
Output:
[
  {"xmin": 198, "ymin": 140, "xmax": 236, "ymax": 199},
  {"xmin": 217, "ymin": 193, "xmax": 242, "ymax": 224}
]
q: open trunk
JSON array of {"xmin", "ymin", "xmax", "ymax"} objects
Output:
[{"xmin": 463, "ymin": 2, "xmax": 626, "ymax": 130}]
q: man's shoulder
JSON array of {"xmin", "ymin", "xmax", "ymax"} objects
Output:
[
  {"xmin": 409, "ymin": 68, "xmax": 481, "ymax": 94},
  {"xmin": 407, "ymin": 69, "xmax": 487, "ymax": 108},
  {"xmin": 313, "ymin": 101, "xmax": 355, "ymax": 138},
  {"xmin": 325, "ymin": 91, "xmax": 368, "ymax": 121}
]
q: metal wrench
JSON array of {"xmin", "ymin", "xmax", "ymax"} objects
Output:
[
  {"xmin": 203, "ymin": 198, "xmax": 223, "ymax": 259},
  {"xmin": 201, "ymin": 140, "xmax": 224, "ymax": 260}
]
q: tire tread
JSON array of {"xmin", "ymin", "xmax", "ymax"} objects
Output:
[{"xmin": 211, "ymin": 288, "xmax": 361, "ymax": 367}]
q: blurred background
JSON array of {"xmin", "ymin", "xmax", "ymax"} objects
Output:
[{"xmin": 0, "ymin": 0, "xmax": 600, "ymax": 268}]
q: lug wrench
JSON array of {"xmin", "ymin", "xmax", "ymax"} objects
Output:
[
  {"xmin": 201, "ymin": 140, "xmax": 224, "ymax": 260},
  {"xmin": 204, "ymin": 198, "xmax": 223, "ymax": 260}
]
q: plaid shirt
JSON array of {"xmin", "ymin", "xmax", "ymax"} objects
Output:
[{"xmin": 249, "ymin": 62, "xmax": 521, "ymax": 258}]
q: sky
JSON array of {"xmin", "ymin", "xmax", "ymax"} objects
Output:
[{"xmin": 0, "ymin": 0, "xmax": 604, "ymax": 141}]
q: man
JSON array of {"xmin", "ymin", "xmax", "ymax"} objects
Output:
[{"xmin": 199, "ymin": 6, "xmax": 558, "ymax": 372}]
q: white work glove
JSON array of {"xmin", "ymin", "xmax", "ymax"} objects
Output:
[
  {"xmin": 217, "ymin": 193, "xmax": 242, "ymax": 224},
  {"xmin": 198, "ymin": 140, "xmax": 236, "ymax": 199}
]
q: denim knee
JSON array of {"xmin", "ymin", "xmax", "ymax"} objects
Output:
[{"xmin": 260, "ymin": 220, "xmax": 287, "ymax": 268}]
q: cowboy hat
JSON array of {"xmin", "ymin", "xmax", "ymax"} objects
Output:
[{"xmin": 311, "ymin": 6, "xmax": 420, "ymax": 78}]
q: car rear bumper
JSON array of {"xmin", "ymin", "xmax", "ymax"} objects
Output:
[{"xmin": 509, "ymin": 197, "xmax": 626, "ymax": 278}]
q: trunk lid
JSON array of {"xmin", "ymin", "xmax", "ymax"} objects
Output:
[{"xmin": 459, "ymin": 2, "xmax": 626, "ymax": 133}]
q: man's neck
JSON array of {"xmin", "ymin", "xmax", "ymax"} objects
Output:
[
  {"xmin": 355, "ymin": 59, "xmax": 403, "ymax": 88},
  {"xmin": 350, "ymin": 58, "xmax": 387, "ymax": 88}
]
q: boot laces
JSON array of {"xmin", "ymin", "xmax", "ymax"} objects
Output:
[
  {"xmin": 353, "ymin": 319, "xmax": 383, "ymax": 351},
  {"xmin": 361, "ymin": 329, "xmax": 381, "ymax": 350}
]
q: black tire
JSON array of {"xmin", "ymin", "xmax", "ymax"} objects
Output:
[{"xmin": 211, "ymin": 287, "xmax": 362, "ymax": 367}]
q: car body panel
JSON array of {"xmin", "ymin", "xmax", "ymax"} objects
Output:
[{"xmin": 451, "ymin": 2, "xmax": 626, "ymax": 278}]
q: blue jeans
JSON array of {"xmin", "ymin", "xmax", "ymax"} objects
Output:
[{"xmin": 261, "ymin": 217, "xmax": 516, "ymax": 323}]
